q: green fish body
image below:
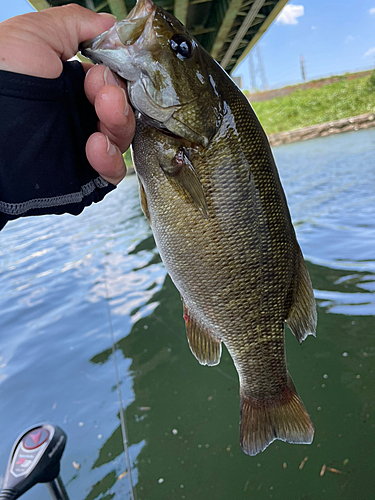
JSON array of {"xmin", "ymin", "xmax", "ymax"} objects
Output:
[{"xmin": 81, "ymin": 0, "xmax": 317, "ymax": 456}]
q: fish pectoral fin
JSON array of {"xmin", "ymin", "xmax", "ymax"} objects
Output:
[
  {"xmin": 286, "ymin": 247, "xmax": 317, "ymax": 343},
  {"xmin": 138, "ymin": 177, "xmax": 151, "ymax": 225},
  {"xmin": 178, "ymin": 155, "xmax": 208, "ymax": 219},
  {"xmin": 161, "ymin": 150, "xmax": 208, "ymax": 219},
  {"xmin": 240, "ymin": 373, "xmax": 314, "ymax": 456},
  {"xmin": 183, "ymin": 302, "xmax": 221, "ymax": 366}
]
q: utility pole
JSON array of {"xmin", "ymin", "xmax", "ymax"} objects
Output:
[
  {"xmin": 249, "ymin": 52, "xmax": 256, "ymax": 92},
  {"xmin": 257, "ymin": 45, "xmax": 268, "ymax": 90},
  {"xmin": 248, "ymin": 44, "xmax": 268, "ymax": 92},
  {"xmin": 300, "ymin": 55, "xmax": 306, "ymax": 82}
]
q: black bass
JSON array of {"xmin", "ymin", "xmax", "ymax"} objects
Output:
[{"xmin": 81, "ymin": 0, "xmax": 317, "ymax": 456}]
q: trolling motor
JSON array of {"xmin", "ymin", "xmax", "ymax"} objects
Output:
[{"xmin": 0, "ymin": 424, "xmax": 70, "ymax": 500}]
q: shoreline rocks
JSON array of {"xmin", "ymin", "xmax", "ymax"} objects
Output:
[{"xmin": 268, "ymin": 112, "xmax": 375, "ymax": 146}]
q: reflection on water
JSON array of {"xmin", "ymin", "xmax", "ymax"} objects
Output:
[{"xmin": 0, "ymin": 129, "xmax": 374, "ymax": 499}]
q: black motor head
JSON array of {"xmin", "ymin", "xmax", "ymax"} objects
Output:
[{"xmin": 1, "ymin": 424, "xmax": 67, "ymax": 499}]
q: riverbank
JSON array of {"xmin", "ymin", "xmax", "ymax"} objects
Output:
[
  {"xmin": 251, "ymin": 72, "xmax": 375, "ymax": 136},
  {"xmin": 247, "ymin": 69, "xmax": 373, "ymax": 103},
  {"xmin": 268, "ymin": 112, "xmax": 375, "ymax": 146}
]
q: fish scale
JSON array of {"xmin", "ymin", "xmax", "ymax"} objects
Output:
[{"xmin": 81, "ymin": 0, "xmax": 317, "ymax": 456}]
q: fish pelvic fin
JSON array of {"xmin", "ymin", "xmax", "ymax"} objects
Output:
[
  {"xmin": 240, "ymin": 374, "xmax": 314, "ymax": 456},
  {"xmin": 183, "ymin": 303, "xmax": 221, "ymax": 366},
  {"xmin": 137, "ymin": 177, "xmax": 151, "ymax": 225},
  {"xmin": 287, "ymin": 247, "xmax": 317, "ymax": 343}
]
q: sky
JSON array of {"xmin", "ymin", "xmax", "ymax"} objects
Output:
[
  {"xmin": 0, "ymin": 0, "xmax": 35, "ymax": 22},
  {"xmin": 1, "ymin": 0, "xmax": 375, "ymax": 90},
  {"xmin": 234, "ymin": 0, "xmax": 375, "ymax": 90}
]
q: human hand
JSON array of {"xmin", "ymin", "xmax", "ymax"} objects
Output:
[{"xmin": 0, "ymin": 4, "xmax": 134, "ymax": 185}]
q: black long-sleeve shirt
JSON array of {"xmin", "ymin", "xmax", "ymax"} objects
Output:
[{"xmin": 0, "ymin": 61, "xmax": 115, "ymax": 230}]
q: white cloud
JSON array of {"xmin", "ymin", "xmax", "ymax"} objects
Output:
[
  {"xmin": 276, "ymin": 4, "xmax": 304, "ymax": 25},
  {"xmin": 345, "ymin": 35, "xmax": 355, "ymax": 43},
  {"xmin": 364, "ymin": 47, "xmax": 375, "ymax": 57},
  {"xmin": 311, "ymin": 25, "xmax": 317, "ymax": 30},
  {"xmin": 369, "ymin": 8, "xmax": 375, "ymax": 14}
]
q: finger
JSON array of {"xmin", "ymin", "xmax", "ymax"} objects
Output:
[
  {"xmin": 86, "ymin": 132, "xmax": 127, "ymax": 185},
  {"xmin": 0, "ymin": 5, "xmax": 117, "ymax": 78},
  {"xmin": 81, "ymin": 62, "xmax": 94, "ymax": 74},
  {"xmin": 84, "ymin": 65, "xmax": 134, "ymax": 153},
  {"xmin": 95, "ymin": 84, "xmax": 135, "ymax": 153},
  {"xmin": 84, "ymin": 65, "xmax": 127, "ymax": 105},
  {"xmin": 39, "ymin": 5, "xmax": 117, "ymax": 62}
]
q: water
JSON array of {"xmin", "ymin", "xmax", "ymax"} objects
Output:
[{"xmin": 0, "ymin": 128, "xmax": 374, "ymax": 500}]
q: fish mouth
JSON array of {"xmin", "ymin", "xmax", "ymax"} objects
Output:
[
  {"xmin": 127, "ymin": 0, "xmax": 155, "ymax": 20},
  {"xmin": 80, "ymin": 0, "xmax": 210, "ymax": 146},
  {"xmin": 79, "ymin": 0, "xmax": 181, "ymax": 122},
  {"xmin": 80, "ymin": 0, "xmax": 154, "ymax": 54},
  {"xmin": 79, "ymin": 3, "xmax": 161, "ymax": 109}
]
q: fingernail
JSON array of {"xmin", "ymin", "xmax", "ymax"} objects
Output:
[
  {"xmin": 104, "ymin": 66, "xmax": 119, "ymax": 86},
  {"xmin": 98, "ymin": 12, "xmax": 117, "ymax": 19},
  {"xmin": 106, "ymin": 135, "xmax": 117, "ymax": 157},
  {"xmin": 122, "ymin": 88, "xmax": 131, "ymax": 116}
]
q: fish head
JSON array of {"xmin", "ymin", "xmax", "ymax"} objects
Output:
[{"xmin": 80, "ymin": 0, "xmax": 222, "ymax": 146}]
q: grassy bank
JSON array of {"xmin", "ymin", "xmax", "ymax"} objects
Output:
[{"xmin": 251, "ymin": 73, "xmax": 375, "ymax": 135}]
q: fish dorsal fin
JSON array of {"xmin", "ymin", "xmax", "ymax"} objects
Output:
[
  {"xmin": 286, "ymin": 248, "xmax": 317, "ymax": 343},
  {"xmin": 137, "ymin": 177, "xmax": 151, "ymax": 225},
  {"xmin": 183, "ymin": 302, "xmax": 221, "ymax": 366},
  {"xmin": 161, "ymin": 149, "xmax": 208, "ymax": 219}
]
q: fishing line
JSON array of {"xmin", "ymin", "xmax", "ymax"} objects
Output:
[{"xmin": 103, "ymin": 261, "xmax": 136, "ymax": 500}]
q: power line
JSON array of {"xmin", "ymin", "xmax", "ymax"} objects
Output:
[{"xmin": 104, "ymin": 262, "xmax": 136, "ymax": 500}]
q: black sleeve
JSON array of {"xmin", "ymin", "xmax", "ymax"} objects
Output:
[{"xmin": 0, "ymin": 61, "xmax": 116, "ymax": 230}]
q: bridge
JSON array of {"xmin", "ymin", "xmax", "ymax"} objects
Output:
[{"xmin": 29, "ymin": 0, "xmax": 287, "ymax": 73}]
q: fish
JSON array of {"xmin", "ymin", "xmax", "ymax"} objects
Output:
[{"xmin": 81, "ymin": 0, "xmax": 317, "ymax": 456}]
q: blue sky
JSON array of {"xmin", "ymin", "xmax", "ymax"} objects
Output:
[
  {"xmin": 234, "ymin": 0, "xmax": 375, "ymax": 90},
  {"xmin": 0, "ymin": 0, "xmax": 35, "ymax": 22},
  {"xmin": 1, "ymin": 1, "xmax": 375, "ymax": 90}
]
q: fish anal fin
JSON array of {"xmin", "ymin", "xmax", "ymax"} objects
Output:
[
  {"xmin": 138, "ymin": 178, "xmax": 151, "ymax": 225},
  {"xmin": 287, "ymin": 248, "xmax": 317, "ymax": 343},
  {"xmin": 183, "ymin": 303, "xmax": 221, "ymax": 366},
  {"xmin": 240, "ymin": 374, "xmax": 314, "ymax": 456}
]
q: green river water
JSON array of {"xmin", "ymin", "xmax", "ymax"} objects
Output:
[{"xmin": 0, "ymin": 128, "xmax": 374, "ymax": 499}]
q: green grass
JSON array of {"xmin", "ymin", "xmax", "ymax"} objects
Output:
[
  {"xmin": 124, "ymin": 148, "xmax": 132, "ymax": 165},
  {"xmin": 250, "ymin": 73, "xmax": 375, "ymax": 135}
]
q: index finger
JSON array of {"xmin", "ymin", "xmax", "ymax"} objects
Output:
[
  {"xmin": 84, "ymin": 65, "xmax": 135, "ymax": 153},
  {"xmin": 96, "ymin": 84, "xmax": 135, "ymax": 153}
]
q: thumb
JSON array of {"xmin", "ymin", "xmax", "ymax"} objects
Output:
[
  {"xmin": 38, "ymin": 4, "xmax": 117, "ymax": 61},
  {"xmin": 0, "ymin": 4, "xmax": 117, "ymax": 78}
]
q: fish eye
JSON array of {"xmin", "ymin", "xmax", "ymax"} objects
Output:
[{"xmin": 170, "ymin": 34, "xmax": 193, "ymax": 59}]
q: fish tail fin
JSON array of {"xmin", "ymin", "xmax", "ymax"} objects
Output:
[{"xmin": 240, "ymin": 374, "xmax": 314, "ymax": 456}]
